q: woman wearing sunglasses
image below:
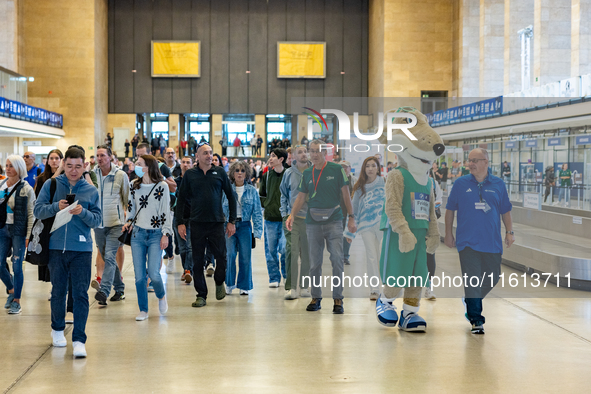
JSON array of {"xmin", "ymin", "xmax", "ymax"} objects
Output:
[{"xmin": 222, "ymin": 161, "xmax": 263, "ymax": 295}]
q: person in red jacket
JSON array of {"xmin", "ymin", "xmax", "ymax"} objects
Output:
[{"xmin": 233, "ymin": 136, "xmax": 244, "ymax": 156}]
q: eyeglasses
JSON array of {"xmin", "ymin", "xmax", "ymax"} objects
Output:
[
  {"xmin": 468, "ymin": 158, "xmax": 487, "ymax": 164},
  {"xmin": 198, "ymin": 142, "xmax": 210, "ymax": 147},
  {"xmin": 23, "ymin": 155, "xmax": 31, "ymax": 159}
]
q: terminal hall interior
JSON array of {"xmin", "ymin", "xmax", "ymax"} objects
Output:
[{"xmin": 1, "ymin": 0, "xmax": 591, "ymax": 392}]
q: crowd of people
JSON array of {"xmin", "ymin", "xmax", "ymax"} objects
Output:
[{"xmin": 0, "ymin": 131, "xmax": 516, "ymax": 357}]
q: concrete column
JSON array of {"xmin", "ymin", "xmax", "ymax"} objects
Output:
[
  {"xmin": 369, "ymin": 0, "xmax": 453, "ymax": 98},
  {"xmin": 534, "ymin": 0, "xmax": 571, "ymax": 86},
  {"xmin": 211, "ymin": 114, "xmax": 223, "ymax": 156},
  {"xmin": 22, "ymin": 0, "xmax": 108, "ymax": 154},
  {"xmin": 480, "ymin": 0, "xmax": 505, "ymax": 97},
  {"xmin": 504, "ymin": 0, "xmax": 535, "ymax": 94},
  {"xmin": 0, "ymin": 0, "xmax": 20, "ymax": 72},
  {"xmin": 459, "ymin": 0, "xmax": 480, "ymax": 97},
  {"xmin": 168, "ymin": 114, "xmax": 179, "ymax": 156},
  {"xmin": 255, "ymin": 114, "xmax": 267, "ymax": 157},
  {"xmin": 571, "ymin": 0, "xmax": 591, "ymax": 76}
]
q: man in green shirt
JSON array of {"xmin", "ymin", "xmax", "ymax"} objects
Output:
[
  {"xmin": 286, "ymin": 140, "xmax": 356, "ymax": 314},
  {"xmin": 557, "ymin": 163, "xmax": 572, "ymax": 207}
]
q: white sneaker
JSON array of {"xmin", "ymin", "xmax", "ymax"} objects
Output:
[
  {"xmin": 158, "ymin": 296, "xmax": 168, "ymax": 314},
  {"xmin": 136, "ymin": 311, "xmax": 149, "ymax": 321},
  {"xmin": 369, "ymin": 291, "xmax": 379, "ymax": 301},
  {"xmin": 51, "ymin": 329, "xmax": 67, "ymax": 347},
  {"xmin": 300, "ymin": 288, "xmax": 311, "ymax": 298},
  {"xmin": 225, "ymin": 285, "xmax": 235, "ymax": 295},
  {"xmin": 239, "ymin": 289, "xmax": 249, "ymax": 295},
  {"xmin": 424, "ymin": 287, "xmax": 437, "ymax": 300},
  {"xmin": 269, "ymin": 282, "xmax": 280, "ymax": 288},
  {"xmin": 72, "ymin": 341, "xmax": 87, "ymax": 358},
  {"xmin": 166, "ymin": 258, "xmax": 175, "ymax": 274},
  {"xmin": 65, "ymin": 312, "xmax": 74, "ymax": 324},
  {"xmin": 284, "ymin": 289, "xmax": 298, "ymax": 300},
  {"xmin": 206, "ymin": 264, "xmax": 215, "ymax": 277}
]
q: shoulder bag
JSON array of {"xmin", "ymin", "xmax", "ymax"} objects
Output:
[
  {"xmin": 26, "ymin": 179, "xmax": 56, "ymax": 266},
  {"xmin": 118, "ymin": 183, "xmax": 158, "ymax": 246}
]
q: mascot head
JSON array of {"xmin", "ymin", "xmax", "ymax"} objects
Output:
[{"xmin": 387, "ymin": 107, "xmax": 445, "ymax": 185}]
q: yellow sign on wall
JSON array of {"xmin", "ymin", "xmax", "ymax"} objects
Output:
[
  {"xmin": 152, "ymin": 41, "xmax": 200, "ymax": 77},
  {"xmin": 277, "ymin": 42, "xmax": 326, "ymax": 79}
]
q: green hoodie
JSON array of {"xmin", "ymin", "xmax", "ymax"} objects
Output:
[{"xmin": 259, "ymin": 168, "xmax": 285, "ymax": 222}]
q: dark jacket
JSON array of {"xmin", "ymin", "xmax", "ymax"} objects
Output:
[
  {"xmin": 259, "ymin": 168, "xmax": 285, "ymax": 222},
  {"xmin": 544, "ymin": 167, "xmax": 555, "ymax": 186},
  {"xmin": 176, "ymin": 164, "xmax": 236, "ymax": 225}
]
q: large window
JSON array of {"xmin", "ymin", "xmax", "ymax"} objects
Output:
[
  {"xmin": 150, "ymin": 113, "xmax": 169, "ymax": 140},
  {"xmin": 266, "ymin": 114, "xmax": 292, "ymax": 143},
  {"xmin": 187, "ymin": 113, "xmax": 211, "ymax": 143},
  {"xmin": 222, "ymin": 114, "xmax": 255, "ymax": 157}
]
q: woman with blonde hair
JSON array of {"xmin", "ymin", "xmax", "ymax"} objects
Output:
[{"xmin": 0, "ymin": 155, "xmax": 36, "ymax": 314}]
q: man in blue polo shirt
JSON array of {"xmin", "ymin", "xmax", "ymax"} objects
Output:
[{"xmin": 444, "ymin": 148, "xmax": 514, "ymax": 335}]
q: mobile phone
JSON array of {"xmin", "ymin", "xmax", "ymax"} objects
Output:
[{"xmin": 66, "ymin": 194, "xmax": 76, "ymax": 205}]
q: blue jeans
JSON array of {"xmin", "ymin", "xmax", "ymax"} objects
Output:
[
  {"xmin": 306, "ymin": 221, "xmax": 344, "ymax": 300},
  {"xmin": 0, "ymin": 225, "xmax": 26, "ymax": 299},
  {"xmin": 558, "ymin": 187, "xmax": 570, "ymax": 204},
  {"xmin": 130, "ymin": 227, "xmax": 166, "ymax": 313},
  {"xmin": 94, "ymin": 226, "xmax": 125, "ymax": 295},
  {"xmin": 342, "ymin": 217, "xmax": 351, "ymax": 260},
  {"xmin": 264, "ymin": 220, "xmax": 286, "ymax": 283},
  {"xmin": 173, "ymin": 217, "xmax": 193, "ymax": 273},
  {"xmin": 459, "ymin": 247, "xmax": 501, "ymax": 325},
  {"xmin": 48, "ymin": 250, "xmax": 92, "ymax": 343},
  {"xmin": 225, "ymin": 220, "xmax": 253, "ymax": 291}
]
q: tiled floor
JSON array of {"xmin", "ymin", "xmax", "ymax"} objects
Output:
[{"xmin": 2, "ymin": 238, "xmax": 591, "ymax": 393}]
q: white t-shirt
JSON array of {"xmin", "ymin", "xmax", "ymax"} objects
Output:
[
  {"xmin": 0, "ymin": 182, "xmax": 16, "ymax": 224},
  {"xmin": 235, "ymin": 185, "xmax": 245, "ymax": 218}
]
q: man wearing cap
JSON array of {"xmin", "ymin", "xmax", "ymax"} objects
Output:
[
  {"xmin": 450, "ymin": 160, "xmax": 461, "ymax": 184},
  {"xmin": 339, "ymin": 161, "xmax": 357, "ymax": 265}
]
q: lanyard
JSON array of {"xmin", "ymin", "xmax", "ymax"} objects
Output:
[
  {"xmin": 312, "ymin": 162, "xmax": 327, "ymax": 194},
  {"xmin": 477, "ymin": 176, "xmax": 488, "ymax": 202}
]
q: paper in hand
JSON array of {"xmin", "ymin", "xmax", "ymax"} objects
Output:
[{"xmin": 50, "ymin": 201, "xmax": 79, "ymax": 233}]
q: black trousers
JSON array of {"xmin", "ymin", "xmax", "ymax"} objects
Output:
[
  {"xmin": 426, "ymin": 253, "xmax": 436, "ymax": 278},
  {"xmin": 190, "ymin": 222, "xmax": 227, "ymax": 299}
]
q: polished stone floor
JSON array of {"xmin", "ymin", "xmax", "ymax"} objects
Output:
[{"xmin": 2, "ymin": 237, "xmax": 591, "ymax": 393}]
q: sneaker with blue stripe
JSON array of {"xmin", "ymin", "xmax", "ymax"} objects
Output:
[
  {"xmin": 375, "ymin": 297, "xmax": 398, "ymax": 327},
  {"xmin": 398, "ymin": 311, "xmax": 427, "ymax": 332}
]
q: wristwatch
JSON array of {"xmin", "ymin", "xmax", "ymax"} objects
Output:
[
  {"xmin": 506, "ymin": 230, "xmax": 514, "ymax": 235},
  {"xmin": 348, "ymin": 214, "xmax": 355, "ymax": 219}
]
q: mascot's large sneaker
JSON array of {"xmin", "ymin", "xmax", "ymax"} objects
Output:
[
  {"xmin": 375, "ymin": 297, "xmax": 398, "ymax": 327},
  {"xmin": 398, "ymin": 311, "xmax": 427, "ymax": 332}
]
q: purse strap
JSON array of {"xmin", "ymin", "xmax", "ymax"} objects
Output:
[
  {"xmin": 0, "ymin": 179, "xmax": 22, "ymax": 206},
  {"xmin": 129, "ymin": 182, "xmax": 159, "ymax": 226}
]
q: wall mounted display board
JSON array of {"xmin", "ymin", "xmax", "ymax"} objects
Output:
[
  {"xmin": 152, "ymin": 41, "xmax": 201, "ymax": 78},
  {"xmin": 277, "ymin": 42, "xmax": 325, "ymax": 79}
]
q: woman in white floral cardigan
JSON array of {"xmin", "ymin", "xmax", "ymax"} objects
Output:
[{"xmin": 123, "ymin": 155, "xmax": 172, "ymax": 321}]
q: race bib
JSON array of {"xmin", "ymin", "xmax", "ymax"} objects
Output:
[{"xmin": 411, "ymin": 192, "xmax": 430, "ymax": 220}]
